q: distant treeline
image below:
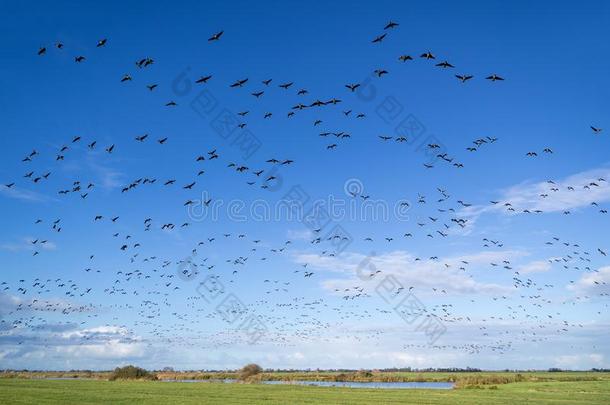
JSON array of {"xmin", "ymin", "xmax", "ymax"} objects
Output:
[
  {"xmin": 257, "ymin": 367, "xmax": 483, "ymax": 373},
  {"xmin": 3, "ymin": 367, "xmax": 610, "ymax": 373}
]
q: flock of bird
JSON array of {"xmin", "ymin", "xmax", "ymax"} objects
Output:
[{"xmin": 0, "ymin": 19, "xmax": 607, "ymax": 368}]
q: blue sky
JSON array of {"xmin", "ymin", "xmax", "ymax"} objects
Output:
[{"xmin": 0, "ymin": 0, "xmax": 609, "ymax": 370}]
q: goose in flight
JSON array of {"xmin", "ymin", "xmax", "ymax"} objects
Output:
[
  {"xmin": 136, "ymin": 58, "xmax": 154, "ymax": 68},
  {"xmin": 230, "ymin": 78, "xmax": 248, "ymax": 88},
  {"xmin": 372, "ymin": 33, "xmax": 387, "ymax": 43},
  {"xmin": 435, "ymin": 61, "xmax": 454, "ymax": 68},
  {"xmin": 208, "ymin": 30, "xmax": 224, "ymax": 41},
  {"xmin": 455, "ymin": 74, "xmax": 473, "ymax": 83},
  {"xmin": 195, "ymin": 75, "xmax": 212, "ymax": 84},
  {"xmin": 486, "ymin": 74, "xmax": 504, "ymax": 81}
]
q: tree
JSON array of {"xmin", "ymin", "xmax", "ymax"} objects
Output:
[{"xmin": 239, "ymin": 363, "xmax": 263, "ymax": 381}]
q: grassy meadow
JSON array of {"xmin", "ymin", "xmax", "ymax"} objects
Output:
[{"xmin": 1, "ymin": 371, "xmax": 609, "ymax": 404}]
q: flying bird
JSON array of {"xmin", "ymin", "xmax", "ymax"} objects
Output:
[
  {"xmin": 208, "ymin": 30, "xmax": 224, "ymax": 41},
  {"xmin": 486, "ymin": 74, "xmax": 504, "ymax": 81},
  {"xmin": 372, "ymin": 33, "xmax": 387, "ymax": 43},
  {"xmin": 455, "ymin": 74, "xmax": 473, "ymax": 83}
]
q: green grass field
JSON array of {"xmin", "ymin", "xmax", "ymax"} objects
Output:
[{"xmin": 1, "ymin": 377, "xmax": 610, "ymax": 405}]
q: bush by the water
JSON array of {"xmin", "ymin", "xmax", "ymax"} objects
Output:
[
  {"xmin": 239, "ymin": 364, "xmax": 263, "ymax": 382},
  {"xmin": 109, "ymin": 365, "xmax": 157, "ymax": 381}
]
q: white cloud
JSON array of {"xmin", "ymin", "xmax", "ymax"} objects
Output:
[
  {"xmin": 0, "ymin": 237, "xmax": 56, "ymax": 252},
  {"xmin": 461, "ymin": 166, "xmax": 610, "ymax": 221},
  {"xmin": 0, "ymin": 321, "xmax": 148, "ymax": 369},
  {"xmin": 62, "ymin": 325, "xmax": 130, "ymax": 339},
  {"xmin": 77, "ymin": 154, "xmax": 123, "ymax": 191},
  {"xmin": 517, "ymin": 259, "xmax": 552, "ymax": 274},
  {"xmin": 293, "ymin": 250, "xmax": 524, "ymax": 296},
  {"xmin": 287, "ymin": 229, "xmax": 314, "ymax": 241},
  {"xmin": 0, "ymin": 293, "xmax": 21, "ymax": 316},
  {"xmin": 569, "ymin": 266, "xmax": 610, "ymax": 296},
  {"xmin": 555, "ymin": 354, "xmax": 605, "ymax": 369},
  {"xmin": 55, "ymin": 340, "xmax": 147, "ymax": 359},
  {"xmin": 0, "ymin": 185, "xmax": 52, "ymax": 202}
]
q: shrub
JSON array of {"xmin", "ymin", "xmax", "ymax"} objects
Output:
[
  {"xmin": 355, "ymin": 370, "xmax": 373, "ymax": 379},
  {"xmin": 239, "ymin": 364, "xmax": 263, "ymax": 382},
  {"xmin": 109, "ymin": 365, "xmax": 157, "ymax": 381},
  {"xmin": 454, "ymin": 374, "xmax": 514, "ymax": 388},
  {"xmin": 333, "ymin": 373, "xmax": 349, "ymax": 382}
]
